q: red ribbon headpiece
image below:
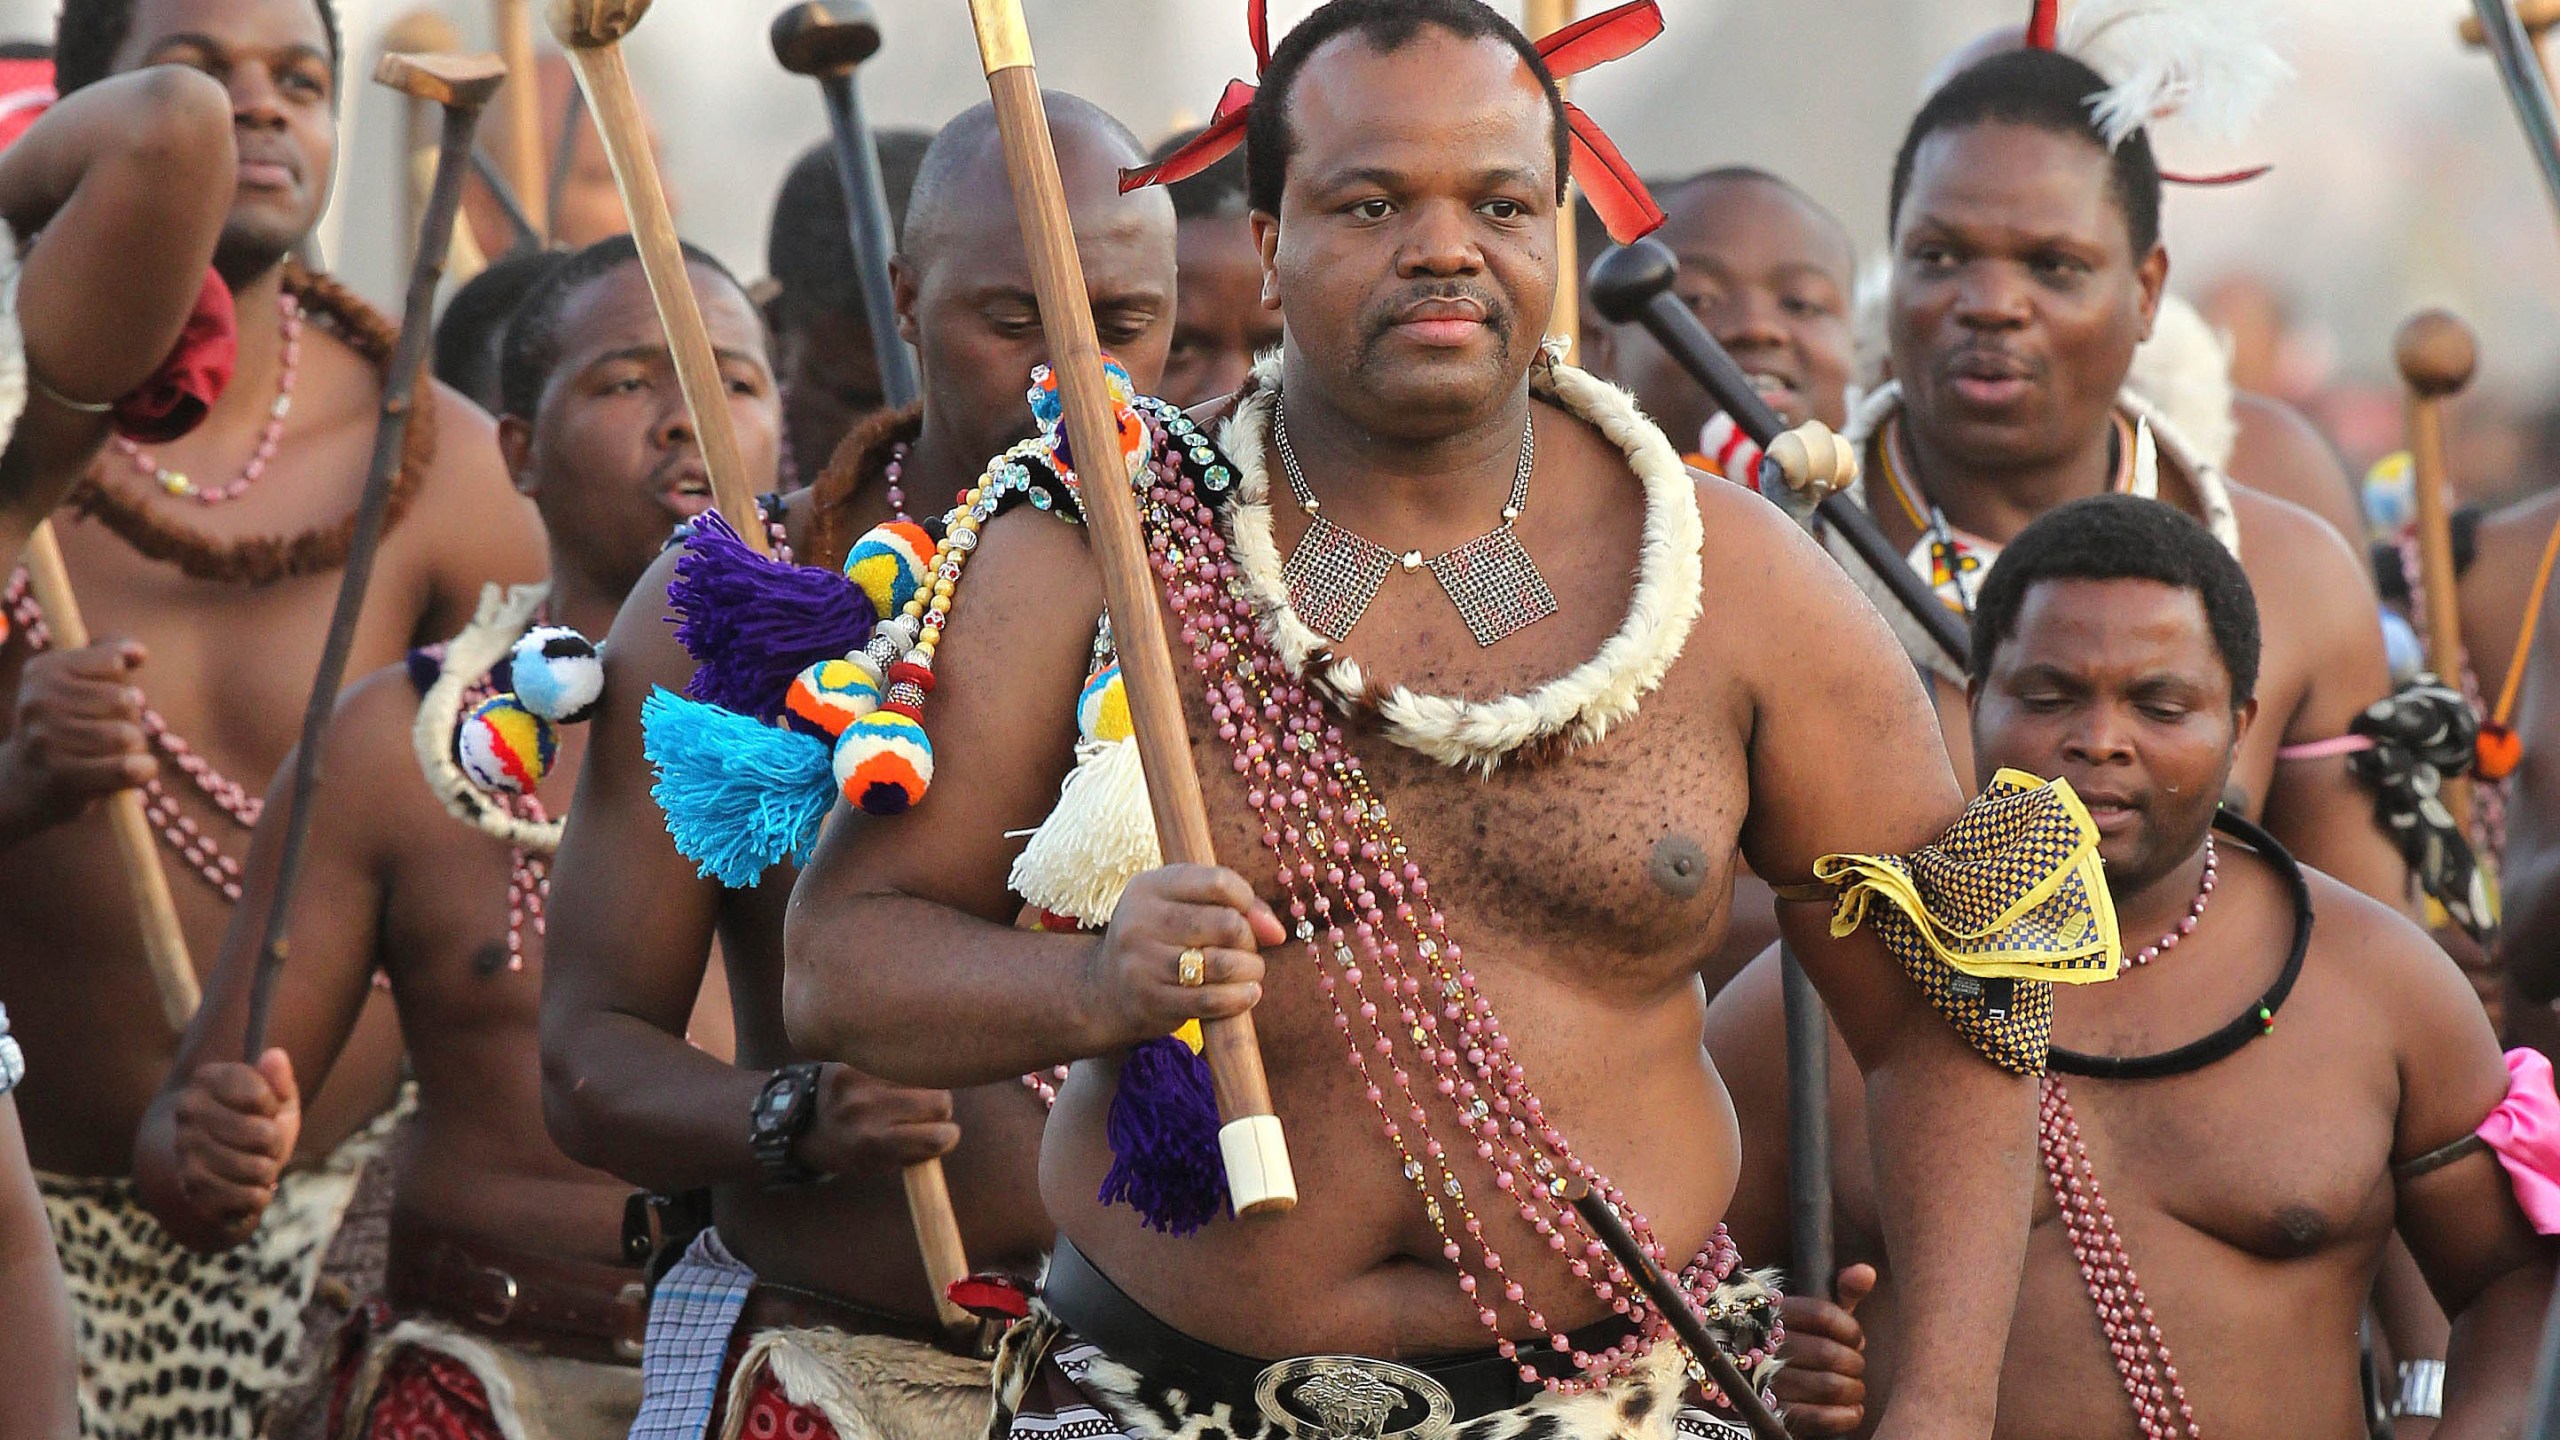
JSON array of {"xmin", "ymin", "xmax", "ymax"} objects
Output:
[
  {"xmin": 1121, "ymin": 0, "xmax": 1668, "ymax": 245},
  {"xmin": 2018, "ymin": 0, "xmax": 2270, "ymax": 188}
]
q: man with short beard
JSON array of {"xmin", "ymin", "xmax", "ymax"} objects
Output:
[
  {"xmin": 783, "ymin": 4, "xmax": 2082, "ymax": 1439},
  {"xmin": 6, "ymin": 2, "xmax": 543, "ymax": 1436},
  {"xmin": 1708, "ymin": 495, "xmax": 2556, "ymax": 1439},
  {"xmin": 1832, "ymin": 48, "xmax": 2407, "ymax": 906}
]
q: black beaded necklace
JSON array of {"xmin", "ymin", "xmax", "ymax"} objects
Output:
[{"xmin": 2047, "ymin": 810, "xmax": 2310, "ymax": 1082}]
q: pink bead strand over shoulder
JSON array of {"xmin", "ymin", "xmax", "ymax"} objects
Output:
[
  {"xmin": 2041, "ymin": 1077, "xmax": 2201, "ymax": 1439},
  {"xmin": 113, "ymin": 291, "xmax": 301, "ymax": 507},
  {"xmin": 1131, "ymin": 408, "xmax": 1771, "ymax": 1403},
  {"xmin": 6, "ymin": 575, "xmax": 259, "ymax": 900}
]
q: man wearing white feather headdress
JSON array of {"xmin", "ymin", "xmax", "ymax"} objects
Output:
[{"xmin": 1826, "ymin": 9, "xmax": 2414, "ymax": 915}]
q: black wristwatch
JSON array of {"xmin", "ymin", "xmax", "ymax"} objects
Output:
[{"xmin": 751, "ymin": 1062, "xmax": 828, "ymax": 1186}]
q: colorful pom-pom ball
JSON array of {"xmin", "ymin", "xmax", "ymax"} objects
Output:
[
  {"xmin": 832, "ymin": 709, "xmax": 934, "ymax": 815},
  {"xmin": 843, "ymin": 521, "xmax": 935, "ymax": 622},
  {"xmin": 457, "ymin": 695, "xmax": 557, "ymax": 794},
  {"xmin": 507, "ymin": 625, "xmax": 604, "ymax": 724},
  {"xmin": 1077, "ymin": 663, "xmax": 1133, "ymax": 744},
  {"xmin": 781, "ymin": 654, "xmax": 885, "ymax": 740}
]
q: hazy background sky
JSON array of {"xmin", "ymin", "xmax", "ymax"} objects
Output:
[{"xmin": 8, "ymin": 0, "xmax": 2558, "ymax": 428}]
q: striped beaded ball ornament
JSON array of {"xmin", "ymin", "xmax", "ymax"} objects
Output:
[
  {"xmin": 458, "ymin": 694, "xmax": 558, "ymax": 794},
  {"xmin": 842, "ymin": 521, "xmax": 935, "ymax": 624},
  {"xmin": 781, "ymin": 654, "xmax": 886, "ymax": 741},
  {"xmin": 832, "ymin": 708, "xmax": 933, "ymax": 815}
]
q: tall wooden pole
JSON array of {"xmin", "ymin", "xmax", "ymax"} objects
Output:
[
  {"xmin": 22, "ymin": 525, "xmax": 197, "ymax": 1030},
  {"xmin": 2397, "ymin": 309, "xmax": 2481, "ymax": 834},
  {"xmin": 1524, "ymin": 0, "xmax": 1580, "ymax": 363},
  {"xmin": 966, "ymin": 0, "xmax": 1295, "ymax": 1215},
  {"xmin": 549, "ymin": 0, "xmax": 766, "ymax": 553},
  {"xmin": 493, "ymin": 0, "xmax": 549, "ymax": 239}
]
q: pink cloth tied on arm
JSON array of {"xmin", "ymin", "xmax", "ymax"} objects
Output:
[
  {"xmin": 2481, "ymin": 1048, "xmax": 2560, "ymax": 1234},
  {"xmin": 110, "ymin": 267, "xmax": 236, "ymax": 444}
]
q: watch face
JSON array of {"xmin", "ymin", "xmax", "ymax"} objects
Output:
[{"xmin": 765, "ymin": 1090, "xmax": 794, "ymax": 1119}]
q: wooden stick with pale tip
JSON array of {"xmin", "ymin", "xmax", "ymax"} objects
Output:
[
  {"xmin": 492, "ymin": 0, "xmax": 548, "ymax": 238},
  {"xmin": 21, "ymin": 524, "xmax": 197, "ymax": 1030},
  {"xmin": 965, "ymin": 0, "xmax": 1296, "ymax": 1216},
  {"xmin": 243, "ymin": 50, "xmax": 508, "ymax": 1062},
  {"xmin": 1523, "ymin": 0, "xmax": 1580, "ymax": 363},
  {"xmin": 2398, "ymin": 308, "xmax": 2482, "ymax": 834},
  {"xmin": 546, "ymin": 0, "xmax": 767, "ymax": 555},
  {"xmin": 380, "ymin": 9, "xmax": 463, "ymax": 279}
]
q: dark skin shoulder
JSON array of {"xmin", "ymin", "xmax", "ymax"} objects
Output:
[
  {"xmin": 2225, "ymin": 393, "xmax": 2366, "ymax": 564},
  {"xmin": 541, "ymin": 512, "xmax": 1051, "ymax": 1307},
  {"xmin": 1718, "ymin": 857, "xmax": 2554, "ymax": 1440}
]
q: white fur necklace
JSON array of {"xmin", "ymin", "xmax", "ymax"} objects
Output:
[{"xmin": 1217, "ymin": 353, "xmax": 1703, "ymax": 773}]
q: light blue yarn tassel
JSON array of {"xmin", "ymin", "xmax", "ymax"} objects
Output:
[{"xmin": 642, "ymin": 687, "xmax": 835, "ymax": 887}]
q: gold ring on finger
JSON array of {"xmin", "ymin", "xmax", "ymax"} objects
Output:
[{"xmin": 1176, "ymin": 947, "xmax": 1208, "ymax": 988}]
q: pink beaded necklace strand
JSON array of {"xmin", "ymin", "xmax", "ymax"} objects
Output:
[
  {"xmin": 6, "ymin": 576, "xmax": 260, "ymax": 899},
  {"xmin": 113, "ymin": 291, "xmax": 302, "ymax": 507},
  {"xmin": 1133, "ymin": 408, "xmax": 1771, "ymax": 1402},
  {"xmin": 2126, "ymin": 835, "xmax": 2216, "ymax": 967},
  {"xmin": 2041, "ymin": 1077, "xmax": 2201, "ymax": 1439}
]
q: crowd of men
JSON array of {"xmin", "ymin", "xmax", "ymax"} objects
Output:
[{"xmin": 0, "ymin": 2, "xmax": 2555, "ymax": 1440}]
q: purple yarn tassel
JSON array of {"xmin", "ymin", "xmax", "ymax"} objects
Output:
[
  {"xmin": 1097, "ymin": 1034, "xmax": 1229, "ymax": 1235},
  {"xmin": 666, "ymin": 509, "xmax": 877, "ymax": 721}
]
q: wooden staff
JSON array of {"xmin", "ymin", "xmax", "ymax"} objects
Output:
[
  {"xmin": 243, "ymin": 50, "xmax": 508, "ymax": 1060},
  {"xmin": 493, "ymin": 0, "xmax": 549, "ymax": 238},
  {"xmin": 2397, "ymin": 309, "xmax": 2481, "ymax": 834},
  {"xmin": 21, "ymin": 525, "xmax": 197, "ymax": 1030},
  {"xmin": 966, "ymin": 0, "xmax": 1296, "ymax": 1216},
  {"xmin": 548, "ymin": 0, "xmax": 767, "ymax": 554},
  {"xmin": 1523, "ymin": 0, "xmax": 1580, "ymax": 363},
  {"xmin": 381, "ymin": 9, "xmax": 462, "ymax": 277}
]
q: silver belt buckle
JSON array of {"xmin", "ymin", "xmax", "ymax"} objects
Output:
[{"xmin": 1254, "ymin": 1356, "xmax": 1456, "ymax": 1440}]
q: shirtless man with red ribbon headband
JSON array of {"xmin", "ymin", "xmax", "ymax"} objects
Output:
[
  {"xmin": 0, "ymin": 3, "xmax": 542, "ymax": 1437},
  {"xmin": 777, "ymin": 3, "xmax": 2120, "ymax": 1439},
  {"xmin": 1711, "ymin": 495, "xmax": 2558, "ymax": 1439}
]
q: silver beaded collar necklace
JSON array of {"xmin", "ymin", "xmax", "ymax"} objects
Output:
[{"xmin": 1274, "ymin": 399, "xmax": 1556, "ymax": 648}]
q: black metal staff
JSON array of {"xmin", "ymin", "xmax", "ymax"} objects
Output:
[
  {"xmin": 1568, "ymin": 1180, "xmax": 1788, "ymax": 1440},
  {"xmin": 1586, "ymin": 237, "xmax": 1969, "ymax": 667},
  {"xmin": 2527, "ymin": 1280, "xmax": 2560, "ymax": 1437},
  {"xmin": 2474, "ymin": 0, "xmax": 2560, "ymax": 232},
  {"xmin": 1779, "ymin": 945, "xmax": 1834, "ymax": 1300},
  {"xmin": 243, "ymin": 50, "xmax": 508, "ymax": 1058},
  {"xmin": 771, "ymin": 0, "xmax": 921, "ymax": 409}
]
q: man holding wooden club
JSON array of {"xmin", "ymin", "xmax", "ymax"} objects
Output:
[
  {"xmin": 129, "ymin": 233, "xmax": 776, "ymax": 1440},
  {"xmin": 784, "ymin": 2, "xmax": 2116, "ymax": 1438},
  {"xmin": 540, "ymin": 91, "xmax": 1174, "ymax": 1440},
  {"xmin": 4, "ymin": 3, "xmax": 543, "ymax": 1436}
]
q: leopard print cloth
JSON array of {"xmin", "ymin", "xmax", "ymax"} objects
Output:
[{"xmin": 39, "ymin": 1124, "xmax": 380, "ymax": 1440}]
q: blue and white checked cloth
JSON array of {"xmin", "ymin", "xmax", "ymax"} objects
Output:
[{"xmin": 630, "ymin": 1226, "xmax": 757, "ymax": 1440}]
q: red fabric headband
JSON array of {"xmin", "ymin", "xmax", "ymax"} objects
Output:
[{"xmin": 1121, "ymin": 0, "xmax": 1668, "ymax": 245}]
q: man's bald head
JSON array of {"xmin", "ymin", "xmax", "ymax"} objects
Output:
[
  {"xmin": 888, "ymin": 90, "xmax": 1177, "ymax": 479},
  {"xmin": 901, "ymin": 91, "xmax": 1162, "ymax": 265}
]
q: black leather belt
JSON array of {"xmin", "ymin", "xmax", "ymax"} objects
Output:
[{"xmin": 1045, "ymin": 1239, "xmax": 1637, "ymax": 1436}]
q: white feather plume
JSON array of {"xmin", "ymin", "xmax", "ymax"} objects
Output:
[{"xmin": 2059, "ymin": 0, "xmax": 2293, "ymax": 149}]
